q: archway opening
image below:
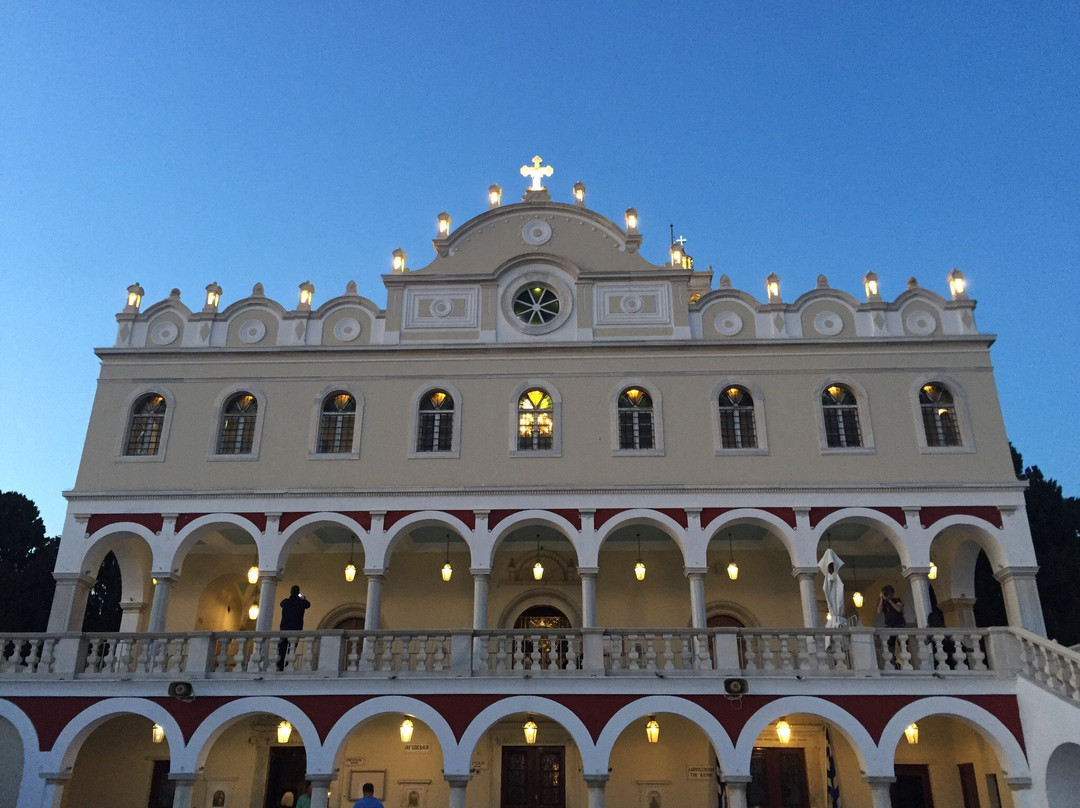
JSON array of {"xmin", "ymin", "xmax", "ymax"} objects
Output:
[
  {"xmin": 82, "ymin": 550, "xmax": 122, "ymax": 632},
  {"xmin": 814, "ymin": 521, "xmax": 904, "ymax": 629},
  {"xmin": 608, "ymin": 712, "xmax": 719, "ymax": 808},
  {"xmin": 179, "ymin": 523, "xmax": 259, "ymax": 633},
  {"xmin": 597, "ymin": 525, "xmax": 683, "ymax": 627},
  {"xmin": 383, "ymin": 524, "xmax": 470, "ymax": 629},
  {"xmin": 930, "ymin": 526, "xmax": 1008, "ymax": 629},
  {"xmin": 706, "ymin": 523, "xmax": 795, "ymax": 628},
  {"xmin": 1047, "ymin": 742, "xmax": 1080, "ymax": 808},
  {"xmin": 0, "ymin": 716, "xmax": 24, "ymax": 808},
  {"xmin": 62, "ymin": 714, "xmax": 172, "ymax": 808},
  {"xmin": 198, "ymin": 713, "xmax": 308, "ymax": 808}
]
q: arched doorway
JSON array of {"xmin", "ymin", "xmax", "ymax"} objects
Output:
[
  {"xmin": 514, "ymin": 605, "xmax": 571, "ymax": 631},
  {"xmin": 515, "ymin": 606, "xmax": 572, "ymax": 670},
  {"xmin": 1047, "ymin": 742, "xmax": 1080, "ymax": 808}
]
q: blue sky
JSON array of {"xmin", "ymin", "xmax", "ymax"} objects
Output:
[{"xmin": 2, "ymin": 2, "xmax": 1077, "ymax": 535}]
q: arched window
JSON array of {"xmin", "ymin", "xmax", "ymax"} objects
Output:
[
  {"xmin": 316, "ymin": 391, "xmax": 356, "ymax": 453},
  {"xmin": 821, "ymin": 384, "xmax": 862, "ymax": 448},
  {"xmin": 417, "ymin": 389, "xmax": 455, "ymax": 452},
  {"xmin": 718, "ymin": 386, "xmax": 757, "ymax": 449},
  {"xmin": 920, "ymin": 383, "xmax": 961, "ymax": 447},
  {"xmin": 216, "ymin": 392, "xmax": 258, "ymax": 455},
  {"xmin": 617, "ymin": 388, "xmax": 654, "ymax": 450},
  {"xmin": 124, "ymin": 393, "xmax": 166, "ymax": 456},
  {"xmin": 518, "ymin": 389, "xmax": 554, "ymax": 451}
]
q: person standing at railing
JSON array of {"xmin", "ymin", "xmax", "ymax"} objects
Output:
[
  {"xmin": 878, "ymin": 585, "xmax": 905, "ymax": 668},
  {"xmin": 278, "ymin": 585, "xmax": 310, "ymax": 671}
]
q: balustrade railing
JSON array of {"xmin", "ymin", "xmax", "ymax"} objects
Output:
[
  {"xmin": 1015, "ymin": 628, "xmax": 1080, "ymax": 705},
  {"xmin": 0, "ymin": 626, "xmax": 1009, "ymax": 681}
]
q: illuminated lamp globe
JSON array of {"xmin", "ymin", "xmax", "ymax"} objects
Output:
[
  {"xmin": 852, "ymin": 590, "xmax": 864, "ymax": 609},
  {"xmin": 248, "ymin": 603, "xmax": 260, "ymax": 621},
  {"xmin": 152, "ymin": 723, "xmax": 165, "ymax": 744},
  {"xmin": 344, "ymin": 563, "xmax": 356, "ymax": 583},
  {"xmin": 776, "ymin": 720, "xmax": 792, "ymax": 744},
  {"xmin": 635, "ymin": 560, "xmax": 646, "ymax": 581},
  {"xmin": 523, "ymin": 719, "xmax": 538, "ymax": 745},
  {"xmin": 247, "ymin": 566, "xmax": 259, "ymax": 585},
  {"xmin": 645, "ymin": 717, "xmax": 660, "ymax": 744},
  {"xmin": 928, "ymin": 562, "xmax": 938, "ymax": 580},
  {"xmin": 533, "ymin": 560, "xmax": 544, "ymax": 581},
  {"xmin": 277, "ymin": 720, "xmax": 293, "ymax": 744},
  {"xmin": 727, "ymin": 560, "xmax": 739, "ymax": 581},
  {"xmin": 905, "ymin": 723, "xmax": 919, "ymax": 744},
  {"xmin": 400, "ymin": 719, "xmax": 414, "ymax": 743},
  {"xmin": 442, "ymin": 561, "xmax": 453, "ymax": 582}
]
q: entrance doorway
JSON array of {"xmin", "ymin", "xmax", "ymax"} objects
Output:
[
  {"xmin": 515, "ymin": 606, "xmax": 572, "ymax": 669},
  {"xmin": 265, "ymin": 746, "xmax": 307, "ymax": 808},
  {"xmin": 747, "ymin": 746, "xmax": 810, "ymax": 807},
  {"xmin": 501, "ymin": 745, "xmax": 565, "ymax": 808},
  {"xmin": 891, "ymin": 764, "xmax": 935, "ymax": 808},
  {"xmin": 147, "ymin": 759, "xmax": 175, "ymax": 808}
]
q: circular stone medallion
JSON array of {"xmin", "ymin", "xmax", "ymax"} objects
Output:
[
  {"xmin": 238, "ymin": 319, "xmax": 267, "ymax": 344},
  {"xmin": 429, "ymin": 297, "xmax": 453, "ymax": 318},
  {"xmin": 522, "ymin": 219, "xmax": 552, "ymax": 246},
  {"xmin": 333, "ymin": 317, "xmax": 362, "ymax": 342},
  {"xmin": 714, "ymin": 310, "xmax": 744, "ymax": 336},
  {"xmin": 620, "ymin": 295, "xmax": 644, "ymax": 314},
  {"xmin": 813, "ymin": 310, "xmax": 844, "ymax": 336},
  {"xmin": 150, "ymin": 320, "xmax": 179, "ymax": 345},
  {"xmin": 905, "ymin": 311, "xmax": 936, "ymax": 336}
]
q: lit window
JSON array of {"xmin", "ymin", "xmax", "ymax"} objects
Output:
[
  {"xmin": 216, "ymin": 393, "xmax": 258, "ymax": 455},
  {"xmin": 821, "ymin": 384, "xmax": 862, "ymax": 448},
  {"xmin": 718, "ymin": 386, "xmax": 757, "ymax": 449},
  {"xmin": 316, "ymin": 392, "xmax": 356, "ymax": 453},
  {"xmin": 513, "ymin": 285, "xmax": 560, "ymax": 326},
  {"xmin": 920, "ymin": 383, "xmax": 961, "ymax": 447},
  {"xmin": 518, "ymin": 389, "xmax": 554, "ymax": 451},
  {"xmin": 417, "ymin": 389, "xmax": 455, "ymax": 452},
  {"xmin": 617, "ymin": 388, "xmax": 655, "ymax": 450},
  {"xmin": 124, "ymin": 394, "xmax": 166, "ymax": 455}
]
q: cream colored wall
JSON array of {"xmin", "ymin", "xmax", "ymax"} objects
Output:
[
  {"xmin": 76, "ymin": 339, "xmax": 1012, "ymax": 494},
  {"xmin": 0, "ymin": 717, "xmax": 23, "ymax": 808},
  {"xmin": 197, "ymin": 718, "xmax": 269, "ymax": 808},
  {"xmin": 61, "ymin": 714, "xmax": 164, "ymax": 808}
]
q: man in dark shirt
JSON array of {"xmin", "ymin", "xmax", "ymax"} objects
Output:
[{"xmin": 277, "ymin": 585, "xmax": 310, "ymax": 670}]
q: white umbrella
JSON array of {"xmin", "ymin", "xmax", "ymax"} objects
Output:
[{"xmin": 818, "ymin": 549, "xmax": 846, "ymax": 643}]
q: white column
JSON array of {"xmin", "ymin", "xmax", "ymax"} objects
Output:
[
  {"xmin": 995, "ymin": 567, "xmax": 1046, "ymax": 636},
  {"xmin": 169, "ymin": 774, "xmax": 198, "ymax": 808},
  {"xmin": 583, "ymin": 775, "xmax": 608, "ymax": 808},
  {"xmin": 864, "ymin": 776, "xmax": 894, "ymax": 808},
  {"xmin": 46, "ymin": 573, "xmax": 95, "ymax": 632},
  {"xmin": 792, "ymin": 567, "xmax": 820, "ymax": 628},
  {"xmin": 471, "ymin": 571, "xmax": 490, "ymax": 629},
  {"xmin": 903, "ymin": 568, "xmax": 932, "ymax": 628},
  {"xmin": 724, "ymin": 776, "xmax": 751, "ymax": 808},
  {"xmin": 364, "ymin": 572, "xmax": 385, "ymax": 630},
  {"xmin": 580, "ymin": 568, "xmax": 598, "ymax": 628},
  {"xmin": 119, "ymin": 601, "xmax": 148, "ymax": 632},
  {"xmin": 147, "ymin": 573, "xmax": 177, "ymax": 632},
  {"xmin": 445, "ymin": 775, "xmax": 470, "ymax": 808},
  {"xmin": 307, "ymin": 775, "xmax": 335, "ymax": 808},
  {"xmin": 255, "ymin": 574, "xmax": 280, "ymax": 632},
  {"xmin": 686, "ymin": 569, "xmax": 707, "ymax": 629}
]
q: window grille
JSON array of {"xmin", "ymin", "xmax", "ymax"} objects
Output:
[
  {"xmin": 821, "ymin": 385, "xmax": 862, "ymax": 447},
  {"xmin": 216, "ymin": 393, "xmax": 258, "ymax": 454},
  {"xmin": 718, "ymin": 386, "xmax": 758, "ymax": 449},
  {"xmin": 617, "ymin": 388, "xmax": 655, "ymax": 450},
  {"xmin": 124, "ymin": 394, "xmax": 166, "ymax": 455},
  {"xmin": 920, "ymin": 383, "xmax": 961, "ymax": 446},
  {"xmin": 517, "ymin": 389, "xmax": 554, "ymax": 450},
  {"xmin": 316, "ymin": 392, "xmax": 356, "ymax": 453},
  {"xmin": 417, "ymin": 389, "xmax": 454, "ymax": 452}
]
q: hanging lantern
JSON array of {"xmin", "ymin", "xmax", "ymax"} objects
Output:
[
  {"xmin": 928, "ymin": 562, "xmax": 938, "ymax": 580},
  {"xmin": 905, "ymin": 723, "xmax": 919, "ymax": 744},
  {"xmin": 400, "ymin": 718, "xmax": 414, "ymax": 743},
  {"xmin": 277, "ymin": 720, "xmax": 293, "ymax": 744},
  {"xmin": 442, "ymin": 535, "xmax": 453, "ymax": 582},
  {"xmin": 852, "ymin": 590, "xmax": 864, "ymax": 608},
  {"xmin": 152, "ymin": 723, "xmax": 165, "ymax": 744},
  {"xmin": 248, "ymin": 603, "xmax": 260, "ymax": 621},
  {"xmin": 345, "ymin": 534, "xmax": 357, "ymax": 582},
  {"xmin": 533, "ymin": 534, "xmax": 544, "ymax": 581},
  {"xmin": 523, "ymin": 718, "xmax": 538, "ymax": 745},
  {"xmin": 645, "ymin": 717, "xmax": 660, "ymax": 744},
  {"xmin": 635, "ymin": 533, "xmax": 646, "ymax": 581},
  {"xmin": 776, "ymin": 719, "xmax": 792, "ymax": 744},
  {"xmin": 247, "ymin": 566, "xmax": 259, "ymax": 585},
  {"xmin": 726, "ymin": 532, "xmax": 739, "ymax": 580}
]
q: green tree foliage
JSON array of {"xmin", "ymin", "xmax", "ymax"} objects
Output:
[
  {"xmin": 0, "ymin": 491, "xmax": 59, "ymax": 631},
  {"xmin": 82, "ymin": 551, "xmax": 122, "ymax": 632}
]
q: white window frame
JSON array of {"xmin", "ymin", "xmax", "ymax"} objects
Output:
[
  {"xmin": 509, "ymin": 379, "xmax": 562, "ymax": 457},
  {"xmin": 308, "ymin": 383, "xmax": 364, "ymax": 460},
  {"xmin": 207, "ymin": 385, "xmax": 267, "ymax": 461},
  {"xmin": 909, "ymin": 374, "xmax": 976, "ymax": 454},
  {"xmin": 408, "ymin": 381, "xmax": 463, "ymax": 459},
  {"xmin": 114, "ymin": 386, "xmax": 177, "ymax": 463},
  {"xmin": 710, "ymin": 379, "xmax": 769, "ymax": 456},
  {"xmin": 814, "ymin": 377, "xmax": 875, "ymax": 454},
  {"xmin": 610, "ymin": 379, "xmax": 665, "ymax": 456}
]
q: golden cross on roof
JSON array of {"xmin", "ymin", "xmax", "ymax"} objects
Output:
[{"xmin": 520, "ymin": 155, "xmax": 554, "ymax": 191}]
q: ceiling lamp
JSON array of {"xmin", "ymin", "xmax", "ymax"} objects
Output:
[
  {"xmin": 277, "ymin": 720, "xmax": 293, "ymax": 744},
  {"xmin": 726, "ymin": 532, "xmax": 739, "ymax": 581},
  {"xmin": 523, "ymin": 717, "xmax": 538, "ymax": 745},
  {"xmin": 635, "ymin": 533, "xmax": 646, "ymax": 581},
  {"xmin": 533, "ymin": 534, "xmax": 544, "ymax": 581},
  {"xmin": 928, "ymin": 561, "xmax": 938, "ymax": 581},
  {"xmin": 645, "ymin": 716, "xmax": 660, "ymax": 744},
  {"xmin": 776, "ymin": 719, "xmax": 792, "ymax": 744},
  {"xmin": 400, "ymin": 718, "xmax": 414, "ymax": 743},
  {"xmin": 851, "ymin": 563, "xmax": 864, "ymax": 608},
  {"xmin": 345, "ymin": 534, "xmax": 357, "ymax": 582},
  {"xmin": 442, "ymin": 535, "xmax": 453, "ymax": 582},
  {"xmin": 247, "ymin": 566, "xmax": 259, "ymax": 585},
  {"xmin": 248, "ymin": 603, "xmax": 260, "ymax": 621},
  {"xmin": 905, "ymin": 723, "xmax": 919, "ymax": 744},
  {"xmin": 151, "ymin": 723, "xmax": 165, "ymax": 744}
]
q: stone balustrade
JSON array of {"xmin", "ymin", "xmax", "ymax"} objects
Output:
[
  {"xmin": 0, "ymin": 626, "xmax": 1015, "ymax": 681},
  {"xmin": 1014, "ymin": 627, "xmax": 1080, "ymax": 705}
]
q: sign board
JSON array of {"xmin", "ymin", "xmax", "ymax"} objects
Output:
[{"xmin": 687, "ymin": 766, "xmax": 716, "ymax": 781}]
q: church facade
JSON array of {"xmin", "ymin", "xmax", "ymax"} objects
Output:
[{"xmin": 2, "ymin": 159, "xmax": 1079, "ymax": 808}]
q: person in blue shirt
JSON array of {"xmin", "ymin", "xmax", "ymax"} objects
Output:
[{"xmin": 352, "ymin": 782, "xmax": 383, "ymax": 808}]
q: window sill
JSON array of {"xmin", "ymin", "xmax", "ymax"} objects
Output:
[
  {"xmin": 408, "ymin": 450, "xmax": 460, "ymax": 459},
  {"xmin": 114, "ymin": 453, "xmax": 166, "ymax": 463},
  {"xmin": 613, "ymin": 448, "xmax": 665, "ymax": 457},
  {"xmin": 917, "ymin": 444, "xmax": 975, "ymax": 455},
  {"xmin": 715, "ymin": 447, "xmax": 769, "ymax": 456},
  {"xmin": 819, "ymin": 446, "xmax": 876, "ymax": 455},
  {"xmin": 308, "ymin": 451, "xmax": 360, "ymax": 461},
  {"xmin": 510, "ymin": 449, "xmax": 562, "ymax": 458},
  {"xmin": 207, "ymin": 453, "xmax": 260, "ymax": 462}
]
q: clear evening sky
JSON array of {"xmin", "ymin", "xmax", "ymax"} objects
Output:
[{"xmin": 2, "ymin": 3, "xmax": 1077, "ymax": 535}]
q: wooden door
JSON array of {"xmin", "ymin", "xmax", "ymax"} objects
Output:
[
  {"xmin": 265, "ymin": 746, "xmax": 307, "ymax": 808},
  {"xmin": 147, "ymin": 759, "xmax": 175, "ymax": 808},
  {"xmin": 958, "ymin": 763, "xmax": 982, "ymax": 808},
  {"xmin": 501, "ymin": 746, "xmax": 565, "ymax": 808},
  {"xmin": 891, "ymin": 764, "xmax": 935, "ymax": 808},
  {"xmin": 747, "ymin": 746, "xmax": 810, "ymax": 807}
]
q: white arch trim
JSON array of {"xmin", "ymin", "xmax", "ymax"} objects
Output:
[
  {"xmin": 878, "ymin": 696, "xmax": 1030, "ymax": 780},
  {"xmin": 927, "ymin": 515, "xmax": 1018, "ymax": 569},
  {"xmin": 0, "ymin": 698, "xmax": 42, "ymax": 808},
  {"xmin": 315, "ymin": 696, "xmax": 458, "ymax": 774},
  {"xmin": 595, "ymin": 695, "xmax": 737, "ymax": 774},
  {"xmin": 594, "ymin": 509, "xmax": 691, "ymax": 567},
  {"xmin": 171, "ymin": 513, "xmax": 264, "ymax": 572},
  {"xmin": 812, "ymin": 508, "xmax": 912, "ymax": 570},
  {"xmin": 78, "ymin": 522, "xmax": 158, "ymax": 573},
  {"xmin": 46, "ymin": 697, "xmax": 185, "ymax": 772},
  {"xmin": 274, "ymin": 512, "xmax": 373, "ymax": 571},
  {"xmin": 377, "ymin": 511, "xmax": 476, "ymax": 572},
  {"xmin": 702, "ymin": 508, "xmax": 804, "ymax": 568},
  {"xmin": 182, "ymin": 696, "xmax": 322, "ymax": 774},
  {"xmin": 733, "ymin": 696, "xmax": 878, "ymax": 777},
  {"xmin": 486, "ymin": 511, "xmax": 583, "ymax": 569},
  {"xmin": 451, "ymin": 696, "xmax": 596, "ymax": 776}
]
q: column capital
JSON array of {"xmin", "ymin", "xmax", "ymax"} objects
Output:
[
  {"xmin": 684, "ymin": 566, "xmax": 708, "ymax": 578},
  {"xmin": 363, "ymin": 569, "xmax": 387, "ymax": 581},
  {"xmin": 582, "ymin": 774, "xmax": 609, "ymax": 786},
  {"xmin": 902, "ymin": 566, "xmax": 932, "ymax": 579},
  {"xmin": 1003, "ymin": 775, "xmax": 1032, "ymax": 790},
  {"xmin": 863, "ymin": 775, "xmax": 896, "ymax": 787},
  {"xmin": 258, "ymin": 571, "xmax": 282, "ymax": 583},
  {"xmin": 168, "ymin": 773, "xmax": 200, "ymax": 784},
  {"xmin": 994, "ymin": 566, "xmax": 1039, "ymax": 583},
  {"xmin": 151, "ymin": 571, "xmax": 179, "ymax": 583},
  {"xmin": 40, "ymin": 772, "xmax": 72, "ymax": 784},
  {"xmin": 791, "ymin": 565, "xmax": 817, "ymax": 579},
  {"xmin": 305, "ymin": 772, "xmax": 338, "ymax": 787},
  {"xmin": 723, "ymin": 775, "xmax": 753, "ymax": 785},
  {"xmin": 469, "ymin": 568, "xmax": 492, "ymax": 579},
  {"xmin": 52, "ymin": 571, "xmax": 97, "ymax": 587},
  {"xmin": 578, "ymin": 567, "xmax": 599, "ymax": 577},
  {"xmin": 444, "ymin": 774, "xmax": 472, "ymax": 786}
]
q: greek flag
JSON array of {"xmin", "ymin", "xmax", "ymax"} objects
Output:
[{"xmin": 825, "ymin": 727, "xmax": 843, "ymax": 808}]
